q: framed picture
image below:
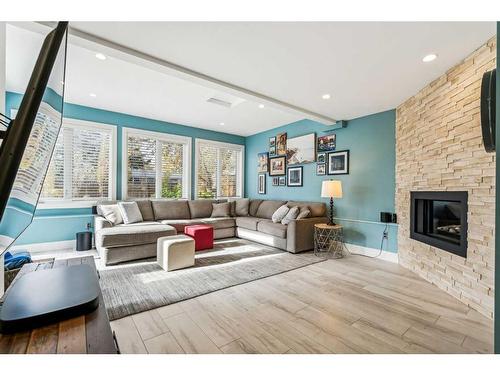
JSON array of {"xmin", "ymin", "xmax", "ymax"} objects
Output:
[
  {"xmin": 269, "ymin": 146, "xmax": 276, "ymax": 157},
  {"xmin": 269, "ymin": 156, "xmax": 286, "ymax": 176},
  {"xmin": 286, "ymin": 133, "xmax": 316, "ymax": 165},
  {"xmin": 327, "ymin": 150, "xmax": 349, "ymax": 175},
  {"xmin": 276, "ymin": 132, "xmax": 287, "ymax": 156},
  {"xmin": 269, "ymin": 136, "xmax": 276, "ymax": 148},
  {"xmin": 317, "ymin": 134, "xmax": 336, "ymax": 152},
  {"xmin": 287, "ymin": 166, "xmax": 303, "ymax": 187},
  {"xmin": 272, "ymin": 177, "xmax": 279, "ymax": 186},
  {"xmin": 278, "ymin": 176, "xmax": 286, "ymax": 186},
  {"xmin": 316, "ymin": 163, "xmax": 326, "ymax": 175},
  {"xmin": 258, "ymin": 174, "xmax": 266, "ymax": 194},
  {"xmin": 257, "ymin": 152, "xmax": 269, "ymax": 173},
  {"xmin": 317, "ymin": 152, "xmax": 326, "ymax": 164}
]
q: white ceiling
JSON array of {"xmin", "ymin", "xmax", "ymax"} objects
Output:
[{"xmin": 6, "ymin": 22, "xmax": 496, "ymax": 136}]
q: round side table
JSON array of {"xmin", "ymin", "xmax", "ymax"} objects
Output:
[{"xmin": 314, "ymin": 223, "xmax": 345, "ymax": 259}]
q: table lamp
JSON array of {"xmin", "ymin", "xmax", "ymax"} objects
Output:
[{"xmin": 321, "ymin": 180, "xmax": 342, "ymax": 225}]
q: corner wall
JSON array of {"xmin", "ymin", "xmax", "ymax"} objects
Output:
[
  {"xmin": 245, "ymin": 110, "xmax": 398, "ymax": 252},
  {"xmin": 396, "ymin": 36, "xmax": 496, "ymax": 318}
]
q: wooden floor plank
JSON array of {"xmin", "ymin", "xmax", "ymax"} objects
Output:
[
  {"xmin": 144, "ymin": 332, "xmax": 185, "ymax": 354},
  {"xmin": 132, "ymin": 309, "xmax": 169, "ymax": 341},
  {"xmin": 110, "ymin": 317, "xmax": 147, "ymax": 354},
  {"xmin": 163, "ymin": 313, "xmax": 221, "ymax": 354}
]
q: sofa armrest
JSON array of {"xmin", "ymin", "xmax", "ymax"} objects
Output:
[
  {"xmin": 286, "ymin": 216, "xmax": 329, "ymax": 253},
  {"xmin": 94, "ymin": 216, "xmax": 112, "ymax": 232}
]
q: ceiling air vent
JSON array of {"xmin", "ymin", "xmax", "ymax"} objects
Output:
[{"xmin": 206, "ymin": 97, "xmax": 233, "ymax": 108}]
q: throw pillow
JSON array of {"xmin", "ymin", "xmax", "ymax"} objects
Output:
[
  {"xmin": 118, "ymin": 201, "xmax": 144, "ymax": 224},
  {"xmin": 296, "ymin": 209, "xmax": 311, "ymax": 220},
  {"xmin": 233, "ymin": 198, "xmax": 250, "ymax": 216},
  {"xmin": 281, "ymin": 206, "xmax": 300, "ymax": 225},
  {"xmin": 211, "ymin": 202, "xmax": 231, "ymax": 217},
  {"xmin": 99, "ymin": 204, "xmax": 123, "ymax": 225},
  {"xmin": 271, "ymin": 205, "xmax": 290, "ymax": 223}
]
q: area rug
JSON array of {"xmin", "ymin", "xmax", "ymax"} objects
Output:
[{"xmin": 98, "ymin": 238, "xmax": 325, "ymax": 320}]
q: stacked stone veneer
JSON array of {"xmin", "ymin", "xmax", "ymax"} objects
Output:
[{"xmin": 396, "ymin": 37, "xmax": 496, "ymax": 318}]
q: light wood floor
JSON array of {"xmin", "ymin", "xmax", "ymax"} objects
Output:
[{"xmin": 111, "ymin": 254, "xmax": 493, "ymax": 354}]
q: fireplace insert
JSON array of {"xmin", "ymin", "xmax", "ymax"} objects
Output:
[{"xmin": 410, "ymin": 191, "xmax": 468, "ymax": 257}]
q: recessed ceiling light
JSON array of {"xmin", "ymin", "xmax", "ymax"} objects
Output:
[
  {"xmin": 422, "ymin": 54, "xmax": 437, "ymax": 63},
  {"xmin": 89, "ymin": 93, "xmax": 97, "ymax": 97},
  {"xmin": 258, "ymin": 104, "xmax": 265, "ymax": 109},
  {"xmin": 322, "ymin": 94, "xmax": 331, "ymax": 100},
  {"xmin": 95, "ymin": 53, "xmax": 106, "ymax": 60},
  {"xmin": 219, "ymin": 122, "xmax": 225, "ymax": 126}
]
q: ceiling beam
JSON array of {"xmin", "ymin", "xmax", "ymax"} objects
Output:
[{"xmin": 31, "ymin": 21, "xmax": 336, "ymax": 125}]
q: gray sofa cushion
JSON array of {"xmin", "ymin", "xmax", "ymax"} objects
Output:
[
  {"xmin": 249, "ymin": 199, "xmax": 263, "ymax": 217},
  {"xmin": 257, "ymin": 220, "xmax": 288, "ymax": 239},
  {"xmin": 96, "ymin": 223, "xmax": 176, "ymax": 248},
  {"xmin": 211, "ymin": 202, "xmax": 231, "ymax": 217},
  {"xmin": 135, "ymin": 200, "xmax": 154, "ymax": 221},
  {"xmin": 229, "ymin": 198, "xmax": 249, "ymax": 216},
  {"xmin": 235, "ymin": 216, "xmax": 261, "ymax": 231},
  {"xmin": 200, "ymin": 217, "xmax": 235, "ymax": 230},
  {"xmin": 287, "ymin": 201, "xmax": 326, "ymax": 217},
  {"xmin": 255, "ymin": 200, "xmax": 287, "ymax": 219},
  {"xmin": 159, "ymin": 219, "xmax": 204, "ymax": 233},
  {"xmin": 152, "ymin": 200, "xmax": 191, "ymax": 220},
  {"xmin": 188, "ymin": 200, "xmax": 215, "ymax": 218}
]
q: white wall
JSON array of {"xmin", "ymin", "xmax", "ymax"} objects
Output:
[{"xmin": 1, "ymin": 22, "xmax": 6, "ymax": 296}]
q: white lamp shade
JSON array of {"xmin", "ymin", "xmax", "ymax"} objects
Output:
[{"xmin": 321, "ymin": 180, "xmax": 342, "ymax": 198}]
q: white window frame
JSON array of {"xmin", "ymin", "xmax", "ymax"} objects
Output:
[
  {"xmin": 194, "ymin": 138, "xmax": 245, "ymax": 199},
  {"xmin": 10, "ymin": 109, "xmax": 117, "ymax": 209},
  {"xmin": 122, "ymin": 128, "xmax": 192, "ymax": 200}
]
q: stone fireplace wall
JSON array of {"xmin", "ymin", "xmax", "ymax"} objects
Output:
[{"xmin": 396, "ymin": 37, "xmax": 496, "ymax": 318}]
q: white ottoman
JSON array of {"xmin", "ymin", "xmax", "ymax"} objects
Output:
[{"xmin": 157, "ymin": 235, "xmax": 195, "ymax": 271}]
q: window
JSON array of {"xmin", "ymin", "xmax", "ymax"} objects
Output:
[
  {"xmin": 41, "ymin": 120, "xmax": 115, "ymax": 205},
  {"xmin": 10, "ymin": 110, "xmax": 116, "ymax": 207},
  {"xmin": 195, "ymin": 139, "xmax": 244, "ymax": 199},
  {"xmin": 123, "ymin": 128, "xmax": 191, "ymax": 199}
]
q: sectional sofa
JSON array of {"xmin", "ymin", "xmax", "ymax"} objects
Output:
[{"xmin": 94, "ymin": 199, "xmax": 328, "ymax": 265}]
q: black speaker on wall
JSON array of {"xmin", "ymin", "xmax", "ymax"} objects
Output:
[{"xmin": 480, "ymin": 68, "xmax": 496, "ymax": 153}]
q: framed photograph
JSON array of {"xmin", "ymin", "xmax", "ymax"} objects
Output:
[
  {"xmin": 287, "ymin": 166, "xmax": 303, "ymax": 187},
  {"xmin": 272, "ymin": 177, "xmax": 279, "ymax": 186},
  {"xmin": 286, "ymin": 133, "xmax": 316, "ymax": 165},
  {"xmin": 269, "ymin": 136, "xmax": 276, "ymax": 148},
  {"xmin": 276, "ymin": 132, "xmax": 287, "ymax": 156},
  {"xmin": 257, "ymin": 152, "xmax": 269, "ymax": 173},
  {"xmin": 278, "ymin": 176, "xmax": 286, "ymax": 186},
  {"xmin": 317, "ymin": 134, "xmax": 336, "ymax": 152},
  {"xmin": 327, "ymin": 150, "xmax": 349, "ymax": 175},
  {"xmin": 316, "ymin": 163, "xmax": 326, "ymax": 175},
  {"xmin": 258, "ymin": 174, "xmax": 266, "ymax": 194},
  {"xmin": 269, "ymin": 156, "xmax": 286, "ymax": 176},
  {"xmin": 317, "ymin": 152, "xmax": 326, "ymax": 164},
  {"xmin": 269, "ymin": 146, "xmax": 276, "ymax": 157}
]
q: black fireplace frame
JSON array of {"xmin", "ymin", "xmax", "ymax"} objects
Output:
[{"xmin": 410, "ymin": 191, "xmax": 468, "ymax": 258}]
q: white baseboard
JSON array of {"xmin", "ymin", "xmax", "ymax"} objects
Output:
[
  {"xmin": 344, "ymin": 243, "xmax": 399, "ymax": 263},
  {"xmin": 9, "ymin": 239, "xmax": 76, "ymax": 253}
]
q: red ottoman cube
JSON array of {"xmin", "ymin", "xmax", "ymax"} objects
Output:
[{"xmin": 184, "ymin": 224, "xmax": 214, "ymax": 251}]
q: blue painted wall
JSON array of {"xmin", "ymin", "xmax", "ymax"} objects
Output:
[
  {"xmin": 245, "ymin": 110, "xmax": 397, "ymax": 252},
  {"xmin": 6, "ymin": 91, "xmax": 245, "ymax": 245}
]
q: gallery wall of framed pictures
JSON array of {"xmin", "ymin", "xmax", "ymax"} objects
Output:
[{"xmin": 257, "ymin": 129, "xmax": 350, "ymax": 193}]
